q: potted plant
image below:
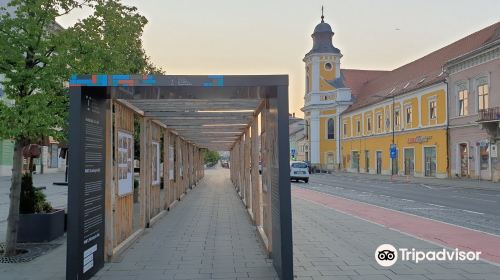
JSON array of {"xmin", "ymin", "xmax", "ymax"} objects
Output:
[{"xmin": 17, "ymin": 173, "xmax": 65, "ymax": 243}]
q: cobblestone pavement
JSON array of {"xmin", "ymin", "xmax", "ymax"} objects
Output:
[{"xmin": 0, "ymin": 172, "xmax": 67, "ymax": 242}]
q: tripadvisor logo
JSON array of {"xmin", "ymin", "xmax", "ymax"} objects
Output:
[{"xmin": 375, "ymin": 244, "xmax": 481, "ymax": 267}]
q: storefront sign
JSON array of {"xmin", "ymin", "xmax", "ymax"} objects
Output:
[{"xmin": 408, "ymin": 136, "xmax": 432, "ymax": 144}]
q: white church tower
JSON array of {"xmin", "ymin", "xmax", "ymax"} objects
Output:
[{"xmin": 301, "ymin": 9, "xmax": 353, "ymax": 169}]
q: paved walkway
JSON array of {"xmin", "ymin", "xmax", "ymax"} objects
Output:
[{"xmin": 93, "ymin": 168, "xmax": 277, "ymax": 280}]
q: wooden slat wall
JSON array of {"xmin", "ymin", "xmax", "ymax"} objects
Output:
[
  {"xmin": 163, "ymin": 129, "xmax": 171, "ymax": 209},
  {"xmin": 150, "ymin": 122, "xmax": 162, "ymax": 219},
  {"xmin": 261, "ymin": 103, "xmax": 273, "ymax": 252},
  {"xmin": 113, "ymin": 103, "xmax": 135, "ymax": 247}
]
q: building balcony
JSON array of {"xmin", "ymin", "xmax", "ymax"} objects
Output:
[{"xmin": 478, "ymin": 107, "xmax": 500, "ymax": 122}]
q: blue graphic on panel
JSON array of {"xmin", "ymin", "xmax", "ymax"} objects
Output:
[{"xmin": 202, "ymin": 75, "xmax": 224, "ymax": 87}]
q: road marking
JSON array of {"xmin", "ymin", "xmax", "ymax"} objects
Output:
[
  {"xmin": 477, "ymin": 193, "xmax": 500, "ymax": 197},
  {"xmin": 451, "ymin": 195, "xmax": 496, "ymax": 203},
  {"xmin": 462, "ymin": 210, "xmax": 485, "ymax": 215},
  {"xmin": 401, "ymin": 198, "xmax": 414, "ymax": 202},
  {"xmin": 420, "ymin": 184, "xmax": 434, "ymax": 189},
  {"xmin": 379, "ymin": 195, "xmax": 390, "ymax": 198},
  {"xmin": 427, "ymin": 203, "xmax": 446, "ymax": 208},
  {"xmin": 407, "ymin": 208, "xmax": 449, "ymax": 210}
]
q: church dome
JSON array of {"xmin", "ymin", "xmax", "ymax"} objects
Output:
[
  {"xmin": 306, "ymin": 15, "xmax": 340, "ymax": 56},
  {"xmin": 314, "ymin": 22, "xmax": 333, "ymax": 33}
]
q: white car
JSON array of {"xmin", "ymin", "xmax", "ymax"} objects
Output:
[{"xmin": 290, "ymin": 161, "xmax": 309, "ymax": 183}]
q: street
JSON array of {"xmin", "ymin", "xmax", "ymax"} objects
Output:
[{"xmin": 293, "ymin": 172, "xmax": 500, "ymax": 236}]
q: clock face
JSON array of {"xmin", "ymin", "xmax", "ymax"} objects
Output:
[{"xmin": 324, "ymin": 62, "xmax": 333, "ymax": 71}]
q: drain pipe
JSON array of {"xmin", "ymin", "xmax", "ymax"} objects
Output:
[{"xmin": 444, "ymin": 77, "xmax": 451, "ymax": 178}]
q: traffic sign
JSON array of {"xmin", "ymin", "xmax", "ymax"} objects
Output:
[{"xmin": 390, "ymin": 144, "xmax": 397, "ymax": 159}]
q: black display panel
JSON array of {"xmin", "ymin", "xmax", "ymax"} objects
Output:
[{"xmin": 66, "ymin": 87, "xmax": 107, "ymax": 280}]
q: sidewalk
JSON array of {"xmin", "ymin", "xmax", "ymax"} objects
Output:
[
  {"xmin": 313, "ymin": 171, "xmax": 500, "ymax": 192},
  {"xmin": 293, "ymin": 189, "xmax": 500, "ymax": 280},
  {"xmin": 93, "ymin": 168, "xmax": 278, "ymax": 280}
]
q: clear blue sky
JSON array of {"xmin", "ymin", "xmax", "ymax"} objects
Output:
[{"xmin": 57, "ymin": 0, "xmax": 500, "ymax": 116}]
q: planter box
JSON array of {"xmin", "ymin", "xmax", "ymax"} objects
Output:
[{"xmin": 18, "ymin": 209, "xmax": 65, "ymax": 243}]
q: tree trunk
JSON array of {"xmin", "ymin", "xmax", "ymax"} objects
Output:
[{"xmin": 3, "ymin": 140, "xmax": 24, "ymax": 256}]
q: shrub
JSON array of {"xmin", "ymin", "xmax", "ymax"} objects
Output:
[{"xmin": 19, "ymin": 173, "xmax": 53, "ymax": 214}]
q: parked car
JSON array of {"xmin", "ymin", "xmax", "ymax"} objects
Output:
[
  {"xmin": 290, "ymin": 161, "xmax": 309, "ymax": 183},
  {"xmin": 221, "ymin": 160, "xmax": 229, "ymax": 168},
  {"xmin": 303, "ymin": 161, "xmax": 312, "ymax": 173}
]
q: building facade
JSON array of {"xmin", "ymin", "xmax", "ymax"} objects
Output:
[
  {"xmin": 341, "ymin": 83, "xmax": 448, "ymax": 178},
  {"xmin": 301, "ymin": 14, "xmax": 500, "ymax": 180},
  {"xmin": 446, "ymin": 36, "xmax": 500, "ymax": 181},
  {"xmin": 300, "ymin": 14, "xmax": 354, "ymax": 170}
]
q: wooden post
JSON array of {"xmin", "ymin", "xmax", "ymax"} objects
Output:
[
  {"xmin": 163, "ymin": 129, "xmax": 172, "ymax": 209},
  {"xmin": 175, "ymin": 135, "xmax": 181, "ymax": 200},
  {"xmin": 245, "ymin": 127, "xmax": 252, "ymax": 210},
  {"xmin": 104, "ymin": 100, "xmax": 114, "ymax": 261},
  {"xmin": 239, "ymin": 137, "xmax": 245, "ymax": 200},
  {"xmin": 251, "ymin": 119, "xmax": 261, "ymax": 226}
]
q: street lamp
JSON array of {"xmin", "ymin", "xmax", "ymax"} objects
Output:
[{"xmin": 372, "ymin": 93, "xmax": 396, "ymax": 177}]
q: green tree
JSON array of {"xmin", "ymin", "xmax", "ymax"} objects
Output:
[
  {"xmin": 204, "ymin": 150, "xmax": 220, "ymax": 166},
  {"xmin": 0, "ymin": 0, "xmax": 159, "ymax": 256}
]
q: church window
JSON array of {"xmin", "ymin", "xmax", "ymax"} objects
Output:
[{"xmin": 327, "ymin": 118, "xmax": 335, "ymax": 139}]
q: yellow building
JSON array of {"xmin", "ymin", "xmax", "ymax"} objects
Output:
[
  {"xmin": 301, "ymin": 13, "xmax": 497, "ymax": 178},
  {"xmin": 341, "ymin": 84, "xmax": 448, "ymax": 178}
]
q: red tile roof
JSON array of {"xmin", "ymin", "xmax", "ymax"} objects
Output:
[{"xmin": 344, "ymin": 21, "xmax": 500, "ymax": 113}]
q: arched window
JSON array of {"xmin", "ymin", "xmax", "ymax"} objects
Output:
[{"xmin": 327, "ymin": 118, "xmax": 335, "ymax": 139}]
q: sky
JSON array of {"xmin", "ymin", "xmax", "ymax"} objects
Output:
[{"xmin": 57, "ymin": 0, "xmax": 500, "ymax": 117}]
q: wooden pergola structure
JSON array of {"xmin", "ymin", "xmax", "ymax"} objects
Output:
[{"xmin": 66, "ymin": 75, "xmax": 293, "ymax": 280}]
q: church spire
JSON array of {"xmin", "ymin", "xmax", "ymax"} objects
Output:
[{"xmin": 321, "ymin": 6, "xmax": 324, "ymax": 23}]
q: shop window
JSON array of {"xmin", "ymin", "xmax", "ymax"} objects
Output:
[
  {"xmin": 429, "ymin": 100, "xmax": 437, "ymax": 119},
  {"xmin": 327, "ymin": 118, "xmax": 335, "ymax": 139},
  {"xmin": 458, "ymin": 89, "xmax": 469, "ymax": 116},
  {"xmin": 478, "ymin": 83, "xmax": 489, "ymax": 110},
  {"xmin": 480, "ymin": 144, "xmax": 489, "ymax": 170}
]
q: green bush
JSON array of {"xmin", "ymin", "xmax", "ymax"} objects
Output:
[
  {"xmin": 19, "ymin": 173, "xmax": 53, "ymax": 214},
  {"xmin": 204, "ymin": 150, "xmax": 220, "ymax": 166}
]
